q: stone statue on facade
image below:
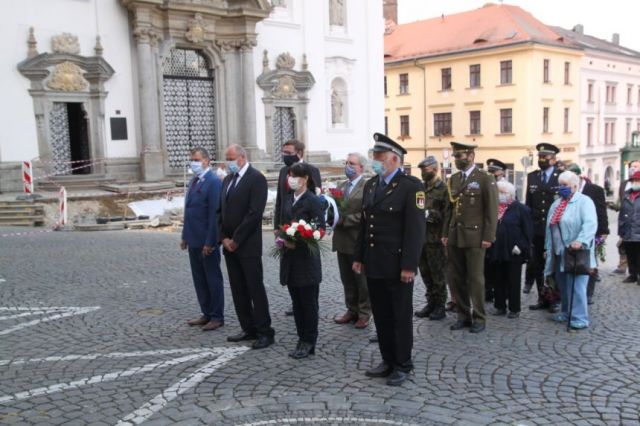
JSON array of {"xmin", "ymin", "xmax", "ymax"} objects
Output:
[
  {"xmin": 331, "ymin": 89, "xmax": 343, "ymax": 124},
  {"xmin": 329, "ymin": 0, "xmax": 344, "ymax": 26}
]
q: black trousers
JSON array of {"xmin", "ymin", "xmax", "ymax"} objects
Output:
[
  {"xmin": 492, "ymin": 261, "xmax": 522, "ymax": 313},
  {"xmin": 484, "ymin": 257, "xmax": 496, "ymax": 301},
  {"xmin": 526, "ymin": 234, "xmax": 546, "ymax": 301},
  {"xmin": 367, "ymin": 277, "xmax": 413, "ymax": 372},
  {"xmin": 224, "ymin": 252, "xmax": 274, "ymax": 338},
  {"xmin": 287, "ymin": 284, "xmax": 319, "ymax": 345},
  {"xmin": 624, "ymin": 241, "xmax": 640, "ymax": 279}
]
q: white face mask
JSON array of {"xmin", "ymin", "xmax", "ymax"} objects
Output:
[
  {"xmin": 498, "ymin": 193, "xmax": 510, "ymax": 204},
  {"xmin": 190, "ymin": 161, "xmax": 204, "ymax": 175},
  {"xmin": 288, "ymin": 176, "xmax": 302, "ymax": 191}
]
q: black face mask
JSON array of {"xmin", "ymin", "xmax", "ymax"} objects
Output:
[
  {"xmin": 455, "ymin": 159, "xmax": 470, "ymax": 171},
  {"xmin": 283, "ymin": 154, "xmax": 300, "ymax": 167},
  {"xmin": 538, "ymin": 159, "xmax": 550, "ymax": 170},
  {"xmin": 422, "ymin": 171, "xmax": 435, "ymax": 182}
]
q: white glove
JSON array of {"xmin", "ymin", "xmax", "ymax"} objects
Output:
[
  {"xmin": 512, "ymin": 245, "xmax": 521, "ymax": 255},
  {"xmin": 425, "ymin": 210, "xmax": 430, "ymax": 219}
]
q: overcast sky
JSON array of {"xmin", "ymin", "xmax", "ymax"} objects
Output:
[{"xmin": 398, "ymin": 0, "xmax": 640, "ymax": 52}]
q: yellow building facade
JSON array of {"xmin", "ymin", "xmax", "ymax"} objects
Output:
[{"xmin": 385, "ymin": 43, "xmax": 584, "ymax": 175}]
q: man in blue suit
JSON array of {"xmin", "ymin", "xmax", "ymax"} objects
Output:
[{"xmin": 181, "ymin": 147, "xmax": 224, "ymax": 331}]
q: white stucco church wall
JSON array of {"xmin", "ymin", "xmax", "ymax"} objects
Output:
[{"xmin": 0, "ymin": 0, "xmax": 383, "ymax": 192}]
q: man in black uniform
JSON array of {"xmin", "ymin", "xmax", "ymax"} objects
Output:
[
  {"xmin": 353, "ymin": 133, "xmax": 425, "ymax": 386},
  {"xmin": 525, "ymin": 143, "xmax": 560, "ymax": 311},
  {"xmin": 485, "ymin": 158, "xmax": 507, "ymax": 303}
]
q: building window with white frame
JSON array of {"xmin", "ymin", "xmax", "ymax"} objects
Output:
[
  {"xmin": 500, "ymin": 60, "xmax": 512, "ymax": 84},
  {"xmin": 441, "ymin": 68, "xmax": 452, "ymax": 91},
  {"xmin": 564, "ymin": 62, "xmax": 570, "ymax": 85},
  {"xmin": 588, "ymin": 82, "xmax": 594, "ymax": 103},
  {"xmin": 606, "ymin": 84, "xmax": 617, "ymax": 104},
  {"xmin": 434, "ymin": 113, "xmax": 452, "ymax": 136},
  {"xmin": 400, "ymin": 115, "xmax": 410, "ymax": 137},
  {"xmin": 563, "ymin": 107, "xmax": 570, "ymax": 133},
  {"xmin": 543, "ymin": 107, "xmax": 549, "ymax": 133},
  {"xmin": 469, "ymin": 111, "xmax": 481, "ymax": 135},
  {"xmin": 500, "ymin": 108, "xmax": 512, "ymax": 134},
  {"xmin": 587, "ymin": 121, "xmax": 593, "ymax": 147},
  {"xmin": 469, "ymin": 64, "xmax": 481, "ymax": 88},
  {"xmin": 399, "ymin": 73, "xmax": 409, "ymax": 94},
  {"xmin": 543, "ymin": 59, "xmax": 550, "ymax": 83},
  {"xmin": 628, "ymin": 85, "xmax": 633, "ymax": 105}
]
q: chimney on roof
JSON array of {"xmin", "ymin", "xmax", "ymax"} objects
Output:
[
  {"xmin": 573, "ymin": 24, "xmax": 584, "ymax": 34},
  {"xmin": 612, "ymin": 33, "xmax": 620, "ymax": 45},
  {"xmin": 383, "ymin": 0, "xmax": 398, "ymax": 25}
]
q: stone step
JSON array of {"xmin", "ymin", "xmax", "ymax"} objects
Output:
[
  {"xmin": 0, "ymin": 209, "xmax": 44, "ymax": 217},
  {"xmin": 0, "ymin": 201, "xmax": 44, "ymax": 209},
  {"xmin": 0, "ymin": 216, "xmax": 45, "ymax": 226},
  {"xmin": 37, "ymin": 175, "xmax": 116, "ymax": 191}
]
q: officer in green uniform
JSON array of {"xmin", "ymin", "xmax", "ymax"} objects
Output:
[
  {"xmin": 443, "ymin": 142, "xmax": 498, "ymax": 333},
  {"xmin": 415, "ymin": 156, "xmax": 451, "ymax": 321},
  {"xmin": 353, "ymin": 133, "xmax": 425, "ymax": 386},
  {"xmin": 484, "ymin": 158, "xmax": 507, "ymax": 303}
]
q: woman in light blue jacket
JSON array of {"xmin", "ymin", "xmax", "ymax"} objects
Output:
[{"xmin": 544, "ymin": 171, "xmax": 597, "ymax": 329}]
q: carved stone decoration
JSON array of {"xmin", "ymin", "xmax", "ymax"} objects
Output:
[
  {"xmin": 215, "ymin": 38, "xmax": 257, "ymax": 52},
  {"xmin": 51, "ymin": 33, "xmax": 81, "ymax": 55},
  {"xmin": 329, "ymin": 0, "xmax": 345, "ymax": 26},
  {"xmin": 262, "ymin": 49, "xmax": 270, "ymax": 73},
  {"xmin": 27, "ymin": 27, "xmax": 38, "ymax": 58},
  {"xmin": 276, "ymin": 52, "xmax": 295, "ymax": 70},
  {"xmin": 47, "ymin": 61, "xmax": 88, "ymax": 92},
  {"xmin": 185, "ymin": 13, "xmax": 206, "ymax": 43},
  {"xmin": 94, "ymin": 36, "xmax": 104, "ymax": 56},
  {"xmin": 271, "ymin": 0, "xmax": 286, "ymax": 7},
  {"xmin": 273, "ymin": 75, "xmax": 297, "ymax": 98}
]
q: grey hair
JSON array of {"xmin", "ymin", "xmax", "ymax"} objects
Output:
[
  {"xmin": 190, "ymin": 146, "xmax": 210, "ymax": 160},
  {"xmin": 559, "ymin": 170, "xmax": 580, "ymax": 188},
  {"xmin": 497, "ymin": 180, "xmax": 516, "ymax": 199},
  {"xmin": 348, "ymin": 152, "xmax": 368, "ymax": 168},
  {"xmin": 228, "ymin": 144, "xmax": 247, "ymax": 158}
]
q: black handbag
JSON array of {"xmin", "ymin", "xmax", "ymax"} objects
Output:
[{"xmin": 559, "ymin": 224, "xmax": 592, "ymax": 275}]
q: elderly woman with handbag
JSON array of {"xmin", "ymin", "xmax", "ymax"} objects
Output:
[{"xmin": 543, "ymin": 171, "xmax": 597, "ymax": 330}]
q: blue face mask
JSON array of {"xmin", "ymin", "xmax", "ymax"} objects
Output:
[
  {"xmin": 558, "ymin": 185, "xmax": 572, "ymax": 199},
  {"xmin": 371, "ymin": 160, "xmax": 385, "ymax": 176},
  {"xmin": 345, "ymin": 165, "xmax": 357, "ymax": 179},
  {"xmin": 190, "ymin": 161, "xmax": 203, "ymax": 175},
  {"xmin": 226, "ymin": 160, "xmax": 239, "ymax": 174}
]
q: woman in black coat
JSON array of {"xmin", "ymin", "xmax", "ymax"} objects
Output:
[
  {"xmin": 488, "ymin": 180, "xmax": 533, "ymax": 318},
  {"xmin": 279, "ymin": 162, "xmax": 326, "ymax": 359}
]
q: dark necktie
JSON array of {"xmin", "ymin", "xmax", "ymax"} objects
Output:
[
  {"xmin": 226, "ymin": 173, "xmax": 239, "ymax": 199},
  {"xmin": 542, "ymin": 172, "xmax": 547, "ymax": 185},
  {"xmin": 460, "ymin": 172, "xmax": 467, "ymax": 185},
  {"xmin": 375, "ymin": 178, "xmax": 387, "ymax": 200}
]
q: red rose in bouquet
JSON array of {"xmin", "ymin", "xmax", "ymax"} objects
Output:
[{"xmin": 271, "ymin": 219, "xmax": 327, "ymax": 259}]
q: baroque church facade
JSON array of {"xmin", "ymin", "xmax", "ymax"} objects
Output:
[{"xmin": 0, "ymin": 0, "xmax": 383, "ymax": 191}]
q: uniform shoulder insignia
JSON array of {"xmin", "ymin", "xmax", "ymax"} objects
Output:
[{"xmin": 416, "ymin": 191, "xmax": 426, "ymax": 209}]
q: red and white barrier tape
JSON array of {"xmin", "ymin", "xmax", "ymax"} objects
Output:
[
  {"xmin": 33, "ymin": 159, "xmax": 107, "ymax": 182},
  {"xmin": 22, "ymin": 161, "xmax": 34, "ymax": 194}
]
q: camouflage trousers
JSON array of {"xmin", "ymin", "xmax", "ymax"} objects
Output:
[{"xmin": 418, "ymin": 243, "xmax": 448, "ymax": 308}]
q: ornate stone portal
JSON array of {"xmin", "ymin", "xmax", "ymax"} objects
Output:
[
  {"xmin": 120, "ymin": 0, "xmax": 271, "ymax": 180},
  {"xmin": 257, "ymin": 51, "xmax": 315, "ymax": 161},
  {"xmin": 18, "ymin": 29, "xmax": 114, "ymax": 178}
]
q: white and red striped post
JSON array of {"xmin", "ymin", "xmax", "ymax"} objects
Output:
[
  {"xmin": 22, "ymin": 161, "xmax": 34, "ymax": 194},
  {"xmin": 58, "ymin": 186, "xmax": 67, "ymax": 226}
]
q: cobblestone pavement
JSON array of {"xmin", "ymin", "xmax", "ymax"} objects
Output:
[{"xmin": 0, "ymin": 221, "xmax": 639, "ymax": 425}]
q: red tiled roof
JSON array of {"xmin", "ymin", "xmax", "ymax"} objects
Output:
[{"xmin": 384, "ymin": 3, "xmax": 578, "ymax": 63}]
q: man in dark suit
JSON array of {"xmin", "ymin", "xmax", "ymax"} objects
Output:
[
  {"xmin": 219, "ymin": 145, "xmax": 275, "ymax": 349},
  {"xmin": 567, "ymin": 163, "xmax": 609, "ymax": 304},
  {"xmin": 181, "ymin": 147, "xmax": 224, "ymax": 331},
  {"xmin": 333, "ymin": 152, "xmax": 371, "ymax": 329},
  {"xmin": 525, "ymin": 143, "xmax": 560, "ymax": 312},
  {"xmin": 274, "ymin": 139, "xmax": 322, "ymax": 316},
  {"xmin": 353, "ymin": 133, "xmax": 426, "ymax": 386}
]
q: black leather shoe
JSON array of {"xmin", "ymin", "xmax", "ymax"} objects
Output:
[
  {"xmin": 429, "ymin": 306, "xmax": 446, "ymax": 321},
  {"xmin": 523, "ymin": 283, "xmax": 533, "ymax": 294},
  {"xmin": 623, "ymin": 275, "xmax": 637, "ymax": 283},
  {"xmin": 414, "ymin": 304, "xmax": 434, "ymax": 318},
  {"xmin": 470, "ymin": 322, "xmax": 486, "ymax": 333},
  {"xmin": 285, "ymin": 308, "xmax": 294, "ymax": 316},
  {"xmin": 386, "ymin": 370, "xmax": 409, "ymax": 386},
  {"xmin": 227, "ymin": 331, "xmax": 258, "ymax": 342},
  {"xmin": 288, "ymin": 341, "xmax": 302, "ymax": 358},
  {"xmin": 450, "ymin": 320, "xmax": 471, "ymax": 331},
  {"xmin": 290, "ymin": 342, "xmax": 314, "ymax": 359},
  {"xmin": 490, "ymin": 308, "xmax": 507, "ymax": 316},
  {"xmin": 529, "ymin": 301, "xmax": 549, "ymax": 310},
  {"xmin": 365, "ymin": 362, "xmax": 392, "ymax": 378},
  {"xmin": 251, "ymin": 335, "xmax": 274, "ymax": 350},
  {"xmin": 507, "ymin": 311, "xmax": 519, "ymax": 319}
]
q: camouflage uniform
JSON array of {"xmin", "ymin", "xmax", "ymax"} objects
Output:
[{"xmin": 418, "ymin": 177, "xmax": 451, "ymax": 309}]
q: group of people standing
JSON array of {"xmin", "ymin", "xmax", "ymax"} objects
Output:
[{"xmin": 180, "ymin": 131, "xmax": 635, "ymax": 387}]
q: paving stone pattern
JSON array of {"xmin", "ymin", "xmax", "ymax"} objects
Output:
[{"xmin": 0, "ymin": 224, "xmax": 639, "ymax": 425}]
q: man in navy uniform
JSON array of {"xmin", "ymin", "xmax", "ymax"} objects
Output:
[
  {"xmin": 525, "ymin": 143, "xmax": 560, "ymax": 311},
  {"xmin": 353, "ymin": 133, "xmax": 425, "ymax": 386},
  {"xmin": 181, "ymin": 147, "xmax": 225, "ymax": 331}
]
